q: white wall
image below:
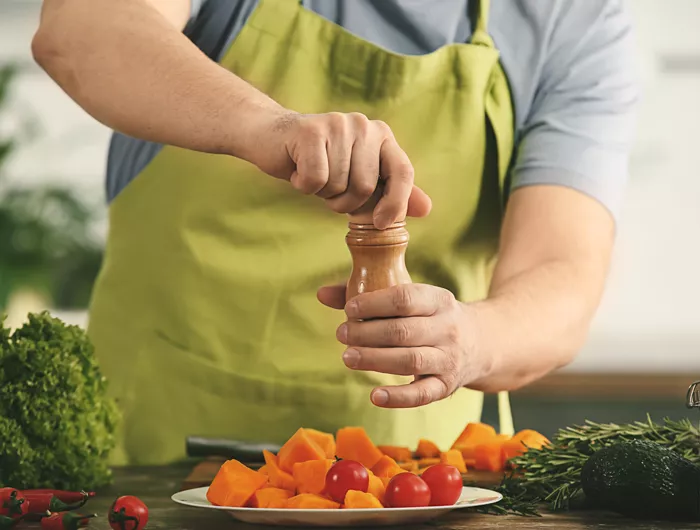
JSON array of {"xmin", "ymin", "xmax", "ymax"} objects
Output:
[{"xmin": 1, "ymin": 0, "xmax": 699, "ymax": 372}]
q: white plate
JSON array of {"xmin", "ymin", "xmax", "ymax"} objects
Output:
[{"xmin": 172, "ymin": 486, "xmax": 502, "ymax": 527}]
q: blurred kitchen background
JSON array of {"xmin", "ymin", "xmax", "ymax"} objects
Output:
[{"xmin": 0, "ymin": 0, "xmax": 698, "ymax": 436}]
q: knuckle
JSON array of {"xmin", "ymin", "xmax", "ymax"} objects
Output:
[
  {"xmin": 408, "ymin": 349, "xmax": 426, "ymax": 373},
  {"xmin": 354, "ymin": 179, "xmax": 377, "ymax": 198},
  {"xmin": 415, "ymin": 385, "xmax": 433, "ymax": 406},
  {"xmin": 372, "ymin": 119, "xmax": 392, "ymax": 136},
  {"xmin": 323, "ymin": 182, "xmax": 347, "ymax": 197},
  {"xmin": 349, "ymin": 112, "xmax": 370, "ymax": 130},
  {"xmin": 438, "ymin": 288, "xmax": 457, "ymax": 307},
  {"xmin": 387, "ymin": 320, "xmax": 411, "ymax": 344},
  {"xmin": 393, "ymin": 162, "xmax": 415, "ymax": 181},
  {"xmin": 326, "ymin": 112, "xmax": 348, "ymax": 131},
  {"xmin": 445, "ymin": 320, "xmax": 461, "ymax": 343},
  {"xmin": 391, "ymin": 286, "xmax": 413, "ymax": 313}
]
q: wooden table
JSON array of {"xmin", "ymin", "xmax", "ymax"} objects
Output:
[{"xmin": 34, "ymin": 465, "xmax": 700, "ymax": 530}]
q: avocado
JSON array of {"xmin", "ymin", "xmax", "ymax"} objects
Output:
[{"xmin": 581, "ymin": 440, "xmax": 700, "ymax": 521}]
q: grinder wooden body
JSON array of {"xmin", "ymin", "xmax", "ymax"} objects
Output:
[{"xmin": 345, "ymin": 186, "xmax": 412, "ymax": 301}]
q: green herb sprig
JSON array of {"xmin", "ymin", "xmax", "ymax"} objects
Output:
[{"xmin": 473, "ymin": 416, "xmax": 700, "ymax": 516}]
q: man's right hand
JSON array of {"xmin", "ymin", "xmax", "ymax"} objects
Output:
[{"xmin": 250, "ymin": 112, "xmax": 432, "ymax": 229}]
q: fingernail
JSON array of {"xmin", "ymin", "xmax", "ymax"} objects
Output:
[
  {"xmin": 345, "ymin": 300, "xmax": 358, "ymax": 318},
  {"xmin": 337, "ymin": 323, "xmax": 348, "ymax": 343},
  {"xmin": 372, "ymin": 389, "xmax": 389, "ymax": 406},
  {"xmin": 343, "ymin": 348, "xmax": 360, "ymax": 368}
]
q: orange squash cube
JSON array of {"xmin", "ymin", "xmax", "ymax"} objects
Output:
[
  {"xmin": 287, "ymin": 493, "xmax": 340, "ymax": 509},
  {"xmin": 206, "ymin": 459, "xmax": 268, "ymax": 507},
  {"xmin": 336, "ymin": 427, "xmax": 383, "ymax": 469},
  {"xmin": 343, "ymin": 490, "xmax": 383, "ymax": 509},
  {"xmin": 277, "ymin": 428, "xmax": 326, "ymax": 473},
  {"xmin": 292, "ymin": 459, "xmax": 334, "ymax": 495}
]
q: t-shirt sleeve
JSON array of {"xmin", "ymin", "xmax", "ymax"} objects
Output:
[
  {"xmin": 510, "ymin": 0, "xmax": 639, "ymax": 222},
  {"xmin": 190, "ymin": 0, "xmax": 205, "ymax": 19}
]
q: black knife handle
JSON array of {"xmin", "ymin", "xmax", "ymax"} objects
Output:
[{"xmin": 186, "ymin": 437, "xmax": 281, "ymax": 463}]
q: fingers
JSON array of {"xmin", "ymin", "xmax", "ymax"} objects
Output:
[
  {"xmin": 290, "ymin": 133, "xmax": 329, "ymax": 195},
  {"xmin": 345, "ymin": 284, "xmax": 455, "ymax": 320},
  {"xmin": 342, "ymin": 346, "xmax": 448, "ymax": 376},
  {"xmin": 326, "ymin": 113, "xmax": 380, "ymax": 213},
  {"xmin": 407, "ymin": 185, "xmax": 432, "ymax": 218},
  {"xmin": 287, "ymin": 113, "xmax": 429, "ymax": 221},
  {"xmin": 317, "ymin": 284, "xmax": 347, "ymax": 310},
  {"xmin": 316, "ymin": 115, "xmax": 351, "ymax": 199},
  {"xmin": 337, "ymin": 316, "xmax": 437, "ymax": 347},
  {"xmin": 375, "ymin": 134, "xmax": 415, "ymax": 228},
  {"xmin": 370, "ymin": 376, "xmax": 452, "ymax": 408}
]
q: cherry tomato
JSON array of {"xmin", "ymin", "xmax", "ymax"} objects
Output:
[
  {"xmin": 0, "ymin": 488, "xmax": 27, "ymax": 520},
  {"xmin": 420, "ymin": 464, "xmax": 463, "ymax": 506},
  {"xmin": 384, "ymin": 473, "xmax": 431, "ymax": 508},
  {"xmin": 325, "ymin": 460, "xmax": 369, "ymax": 503},
  {"xmin": 108, "ymin": 496, "xmax": 148, "ymax": 530}
]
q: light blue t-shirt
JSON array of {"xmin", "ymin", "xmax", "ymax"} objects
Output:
[{"xmin": 107, "ymin": 0, "xmax": 638, "ymax": 221}]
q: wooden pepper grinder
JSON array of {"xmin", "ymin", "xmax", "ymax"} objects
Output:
[{"xmin": 345, "ymin": 182, "xmax": 412, "ymax": 302}]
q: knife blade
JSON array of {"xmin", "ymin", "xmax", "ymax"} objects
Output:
[{"xmin": 186, "ymin": 436, "xmax": 281, "ymax": 463}]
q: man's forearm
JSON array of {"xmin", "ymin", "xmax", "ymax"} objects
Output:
[
  {"xmin": 32, "ymin": 0, "xmax": 284, "ymax": 162},
  {"xmin": 466, "ymin": 257, "xmax": 606, "ymax": 392}
]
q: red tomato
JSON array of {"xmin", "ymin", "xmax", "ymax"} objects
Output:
[
  {"xmin": 384, "ymin": 473, "xmax": 431, "ymax": 508},
  {"xmin": 0, "ymin": 488, "xmax": 27, "ymax": 520},
  {"xmin": 325, "ymin": 460, "xmax": 369, "ymax": 503},
  {"xmin": 420, "ymin": 464, "xmax": 463, "ymax": 506},
  {"xmin": 108, "ymin": 496, "xmax": 148, "ymax": 530}
]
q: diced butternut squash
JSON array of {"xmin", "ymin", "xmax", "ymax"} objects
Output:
[
  {"xmin": 464, "ymin": 458, "xmax": 476, "ymax": 468},
  {"xmin": 512, "ymin": 429, "xmax": 550, "ymax": 450},
  {"xmin": 287, "ymin": 493, "xmax": 340, "ymax": 510},
  {"xmin": 293, "ymin": 459, "xmax": 334, "ymax": 495},
  {"xmin": 415, "ymin": 439, "xmax": 441, "ymax": 459},
  {"xmin": 417, "ymin": 457, "xmax": 441, "ymax": 468},
  {"xmin": 207, "ymin": 459, "xmax": 268, "ymax": 507},
  {"xmin": 377, "ymin": 445, "xmax": 413, "ymax": 463},
  {"xmin": 452, "ymin": 422, "xmax": 497, "ymax": 448},
  {"xmin": 474, "ymin": 442, "xmax": 505, "ymax": 472},
  {"xmin": 263, "ymin": 449, "xmax": 296, "ymax": 491},
  {"xmin": 371, "ymin": 455, "xmax": 405, "ymax": 479},
  {"xmin": 277, "ymin": 428, "xmax": 326, "ymax": 473},
  {"xmin": 367, "ymin": 473, "xmax": 386, "ymax": 505},
  {"xmin": 440, "ymin": 449, "xmax": 467, "ymax": 473},
  {"xmin": 379, "ymin": 476, "xmax": 392, "ymax": 488},
  {"xmin": 258, "ymin": 465, "xmax": 269, "ymax": 476},
  {"xmin": 249, "ymin": 487, "xmax": 293, "ymax": 509},
  {"xmin": 305, "ymin": 429, "xmax": 337, "ymax": 459},
  {"xmin": 398, "ymin": 460, "xmax": 418, "ymax": 473},
  {"xmin": 501, "ymin": 440, "xmax": 527, "ymax": 466},
  {"xmin": 343, "ymin": 490, "xmax": 383, "ymax": 509},
  {"xmin": 496, "ymin": 434, "xmax": 511, "ymax": 442},
  {"xmin": 336, "ymin": 427, "xmax": 383, "ymax": 469}
]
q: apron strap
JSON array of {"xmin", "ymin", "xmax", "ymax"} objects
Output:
[{"xmin": 469, "ymin": 0, "xmax": 495, "ymax": 48}]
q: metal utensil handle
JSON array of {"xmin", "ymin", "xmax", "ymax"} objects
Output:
[{"xmin": 686, "ymin": 381, "xmax": 700, "ymax": 409}]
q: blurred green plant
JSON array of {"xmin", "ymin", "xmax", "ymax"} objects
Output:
[{"xmin": 0, "ymin": 64, "xmax": 103, "ymax": 310}]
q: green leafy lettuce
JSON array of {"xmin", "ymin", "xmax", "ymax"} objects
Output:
[{"xmin": 0, "ymin": 312, "xmax": 119, "ymax": 489}]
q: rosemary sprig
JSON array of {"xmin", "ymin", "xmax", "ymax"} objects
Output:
[{"xmin": 471, "ymin": 415, "xmax": 700, "ymax": 517}]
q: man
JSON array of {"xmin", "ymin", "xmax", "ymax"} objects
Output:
[{"xmin": 32, "ymin": 0, "xmax": 637, "ymax": 465}]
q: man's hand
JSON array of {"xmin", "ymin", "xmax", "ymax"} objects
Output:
[
  {"xmin": 252, "ymin": 112, "xmax": 432, "ymax": 229},
  {"xmin": 317, "ymin": 283, "xmax": 486, "ymax": 408}
]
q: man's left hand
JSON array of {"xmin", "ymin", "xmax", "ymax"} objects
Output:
[{"xmin": 317, "ymin": 284, "xmax": 492, "ymax": 408}]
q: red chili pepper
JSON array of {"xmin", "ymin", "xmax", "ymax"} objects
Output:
[
  {"xmin": 22, "ymin": 491, "xmax": 95, "ymax": 505},
  {"xmin": 40, "ymin": 512, "xmax": 96, "ymax": 530},
  {"xmin": 0, "ymin": 488, "xmax": 28, "ymax": 520},
  {"xmin": 25, "ymin": 491, "xmax": 90, "ymax": 515}
]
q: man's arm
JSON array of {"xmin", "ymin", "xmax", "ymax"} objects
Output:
[
  {"xmin": 31, "ymin": 0, "xmax": 430, "ymax": 225},
  {"xmin": 32, "ymin": 0, "xmax": 283, "ymax": 160},
  {"xmin": 466, "ymin": 184, "xmax": 615, "ymax": 392}
]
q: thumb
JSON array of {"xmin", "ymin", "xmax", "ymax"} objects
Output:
[{"xmin": 317, "ymin": 284, "xmax": 347, "ymax": 310}]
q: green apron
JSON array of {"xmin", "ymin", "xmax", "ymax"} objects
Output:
[{"xmin": 88, "ymin": 0, "xmax": 515, "ymax": 465}]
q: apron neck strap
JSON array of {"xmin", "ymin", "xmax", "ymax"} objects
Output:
[{"xmin": 469, "ymin": 0, "xmax": 494, "ymax": 47}]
